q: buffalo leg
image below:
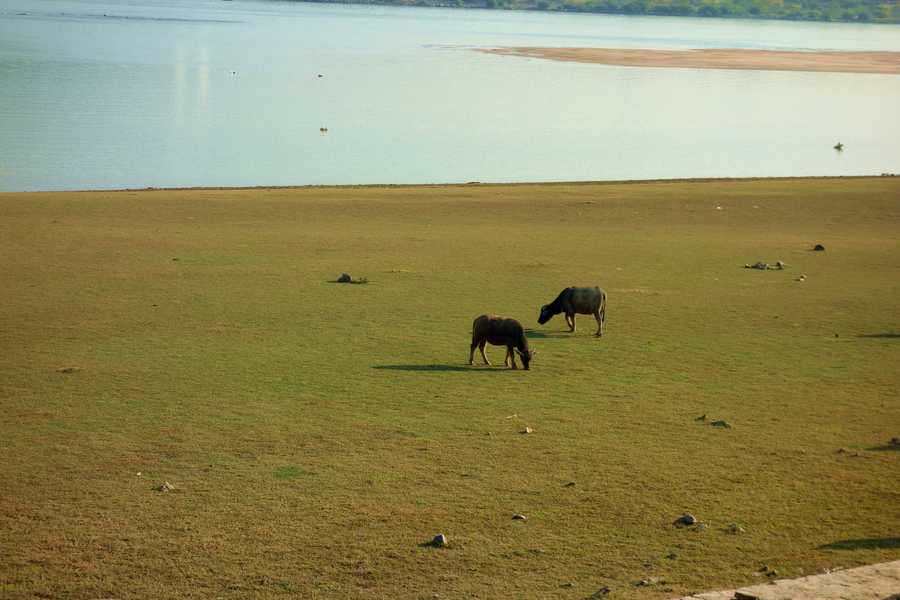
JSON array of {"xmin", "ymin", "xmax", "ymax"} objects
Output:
[
  {"xmin": 567, "ymin": 313, "xmax": 576, "ymax": 332},
  {"xmin": 507, "ymin": 346, "xmax": 518, "ymax": 369},
  {"xmin": 479, "ymin": 341, "xmax": 491, "ymax": 365},
  {"xmin": 594, "ymin": 309, "xmax": 603, "ymax": 337},
  {"xmin": 470, "ymin": 338, "xmax": 490, "ymax": 365}
]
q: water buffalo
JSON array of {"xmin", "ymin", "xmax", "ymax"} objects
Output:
[
  {"xmin": 538, "ymin": 286, "xmax": 607, "ymax": 336},
  {"xmin": 469, "ymin": 314, "xmax": 535, "ymax": 370}
]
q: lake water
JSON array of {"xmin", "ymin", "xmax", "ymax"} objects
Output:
[{"xmin": 1, "ymin": 0, "xmax": 898, "ymax": 191}]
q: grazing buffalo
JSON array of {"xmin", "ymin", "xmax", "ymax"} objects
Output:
[
  {"xmin": 469, "ymin": 315, "xmax": 535, "ymax": 370},
  {"xmin": 538, "ymin": 286, "xmax": 607, "ymax": 336}
]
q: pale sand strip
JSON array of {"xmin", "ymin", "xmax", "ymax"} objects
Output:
[
  {"xmin": 672, "ymin": 559, "xmax": 900, "ymax": 600},
  {"xmin": 479, "ymin": 47, "xmax": 900, "ymax": 74}
]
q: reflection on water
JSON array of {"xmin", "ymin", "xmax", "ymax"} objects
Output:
[{"xmin": 0, "ymin": 0, "xmax": 898, "ymax": 191}]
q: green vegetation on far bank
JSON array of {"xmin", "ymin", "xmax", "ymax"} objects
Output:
[
  {"xmin": 299, "ymin": 0, "xmax": 900, "ymax": 24},
  {"xmin": 1, "ymin": 177, "xmax": 899, "ymax": 598}
]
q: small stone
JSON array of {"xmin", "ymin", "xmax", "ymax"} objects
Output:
[
  {"xmin": 666, "ymin": 552, "xmax": 677, "ymax": 559},
  {"xmin": 521, "ymin": 427, "xmax": 534, "ymax": 434},
  {"xmin": 512, "ymin": 514, "xmax": 527, "ymax": 521},
  {"xmin": 430, "ymin": 533, "xmax": 447, "ymax": 548},
  {"xmin": 726, "ymin": 523, "xmax": 745, "ymax": 534},
  {"xmin": 735, "ymin": 593, "xmax": 761, "ymax": 600},
  {"xmin": 171, "ymin": 257, "xmax": 179, "ymax": 261},
  {"xmin": 156, "ymin": 482, "xmax": 175, "ymax": 492},
  {"xmin": 57, "ymin": 367, "xmax": 81, "ymax": 373},
  {"xmin": 775, "ymin": 260, "xmax": 785, "ymax": 269},
  {"xmin": 675, "ymin": 513, "xmax": 697, "ymax": 526},
  {"xmin": 559, "ymin": 582, "xmax": 575, "ymax": 588},
  {"xmin": 337, "ymin": 273, "xmax": 352, "ymax": 283},
  {"xmin": 697, "ymin": 523, "xmax": 708, "ymax": 531},
  {"xmin": 695, "ymin": 414, "xmax": 707, "ymax": 421},
  {"xmin": 563, "ymin": 481, "xmax": 576, "ymax": 487},
  {"xmin": 711, "ymin": 420, "xmax": 732, "ymax": 429},
  {"xmin": 813, "ymin": 244, "xmax": 825, "ymax": 251},
  {"xmin": 588, "ymin": 587, "xmax": 611, "ymax": 598}
]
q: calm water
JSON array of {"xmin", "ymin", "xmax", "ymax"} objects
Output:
[{"xmin": 1, "ymin": 0, "xmax": 898, "ymax": 191}]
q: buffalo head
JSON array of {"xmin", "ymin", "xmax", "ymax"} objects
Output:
[
  {"xmin": 516, "ymin": 349, "xmax": 536, "ymax": 370},
  {"xmin": 538, "ymin": 305, "xmax": 553, "ymax": 325}
]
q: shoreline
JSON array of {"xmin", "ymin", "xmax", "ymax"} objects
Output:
[
  {"xmin": 479, "ymin": 47, "xmax": 900, "ymax": 74},
  {"xmin": 1, "ymin": 175, "xmax": 896, "ymax": 196}
]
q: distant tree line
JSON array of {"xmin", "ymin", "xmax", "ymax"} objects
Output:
[{"xmin": 298, "ymin": 0, "xmax": 899, "ymax": 23}]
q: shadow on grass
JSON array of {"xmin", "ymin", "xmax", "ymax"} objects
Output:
[
  {"xmin": 373, "ymin": 364, "xmax": 503, "ymax": 373},
  {"xmin": 866, "ymin": 442, "xmax": 900, "ymax": 452},
  {"xmin": 524, "ymin": 328, "xmax": 570, "ymax": 339},
  {"xmin": 857, "ymin": 333, "xmax": 900, "ymax": 339},
  {"xmin": 819, "ymin": 538, "xmax": 900, "ymax": 551}
]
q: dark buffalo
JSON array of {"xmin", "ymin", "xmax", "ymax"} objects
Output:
[
  {"xmin": 538, "ymin": 286, "xmax": 607, "ymax": 336},
  {"xmin": 469, "ymin": 314, "xmax": 535, "ymax": 370}
]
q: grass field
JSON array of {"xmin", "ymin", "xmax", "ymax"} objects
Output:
[{"xmin": 1, "ymin": 177, "xmax": 898, "ymax": 599}]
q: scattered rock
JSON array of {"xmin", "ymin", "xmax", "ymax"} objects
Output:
[
  {"xmin": 796, "ymin": 274, "xmax": 806, "ymax": 282},
  {"xmin": 813, "ymin": 244, "xmax": 825, "ymax": 251},
  {"xmin": 512, "ymin": 514, "xmax": 527, "ymax": 521},
  {"xmin": 734, "ymin": 592, "xmax": 762, "ymax": 600},
  {"xmin": 429, "ymin": 533, "xmax": 448, "ymax": 548},
  {"xmin": 587, "ymin": 587, "xmax": 611, "ymax": 598},
  {"xmin": 757, "ymin": 565, "xmax": 779, "ymax": 578},
  {"xmin": 156, "ymin": 482, "xmax": 175, "ymax": 493},
  {"xmin": 57, "ymin": 367, "xmax": 82, "ymax": 373},
  {"xmin": 666, "ymin": 552, "xmax": 678, "ymax": 559},
  {"xmin": 697, "ymin": 523, "xmax": 708, "ymax": 531},
  {"xmin": 636, "ymin": 577, "xmax": 660, "ymax": 587},
  {"xmin": 711, "ymin": 420, "xmax": 732, "ymax": 429},
  {"xmin": 559, "ymin": 582, "xmax": 575, "ymax": 588},
  {"xmin": 674, "ymin": 513, "xmax": 697, "ymax": 526},
  {"xmin": 563, "ymin": 481, "xmax": 576, "ymax": 487},
  {"xmin": 726, "ymin": 523, "xmax": 745, "ymax": 534},
  {"xmin": 336, "ymin": 273, "xmax": 352, "ymax": 283},
  {"xmin": 695, "ymin": 414, "xmax": 707, "ymax": 421},
  {"xmin": 745, "ymin": 261, "xmax": 787, "ymax": 271},
  {"xmin": 521, "ymin": 427, "xmax": 534, "ymax": 434}
]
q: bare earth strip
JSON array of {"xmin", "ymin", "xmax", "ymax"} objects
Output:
[
  {"xmin": 479, "ymin": 47, "xmax": 900, "ymax": 74},
  {"xmin": 673, "ymin": 559, "xmax": 900, "ymax": 600}
]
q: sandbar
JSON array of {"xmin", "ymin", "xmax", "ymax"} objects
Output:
[{"xmin": 479, "ymin": 47, "xmax": 900, "ymax": 74}]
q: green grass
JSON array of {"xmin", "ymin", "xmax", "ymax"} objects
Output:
[{"xmin": 1, "ymin": 178, "xmax": 898, "ymax": 599}]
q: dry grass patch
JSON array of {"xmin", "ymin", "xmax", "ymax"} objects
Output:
[{"xmin": 1, "ymin": 178, "xmax": 898, "ymax": 599}]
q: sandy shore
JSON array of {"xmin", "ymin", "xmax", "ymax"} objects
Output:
[{"xmin": 479, "ymin": 47, "xmax": 900, "ymax": 74}]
